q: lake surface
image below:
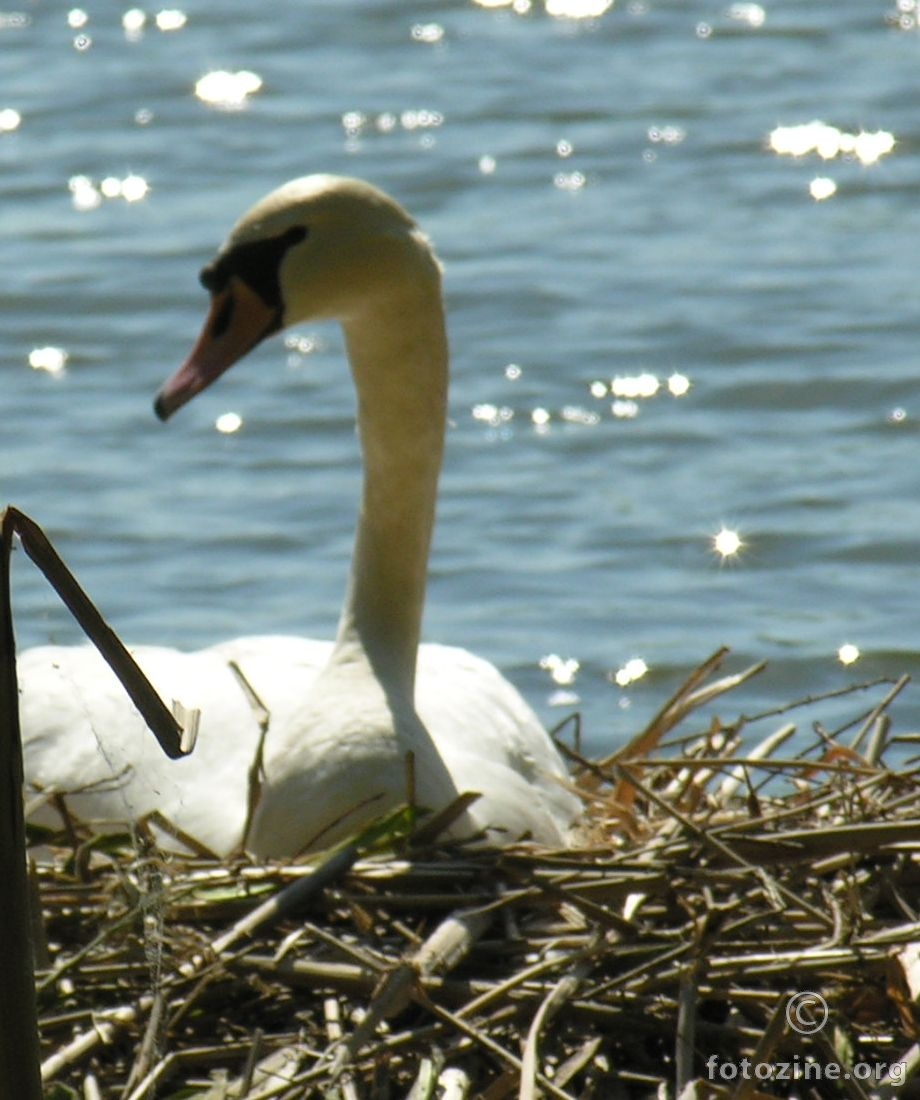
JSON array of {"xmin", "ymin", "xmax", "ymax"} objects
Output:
[{"xmin": 4, "ymin": 0, "xmax": 920, "ymax": 753}]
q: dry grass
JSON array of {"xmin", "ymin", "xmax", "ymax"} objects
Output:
[{"xmin": 28, "ymin": 649, "xmax": 920, "ymax": 1099}]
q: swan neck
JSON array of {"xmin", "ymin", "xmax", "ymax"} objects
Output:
[{"xmin": 335, "ymin": 293, "xmax": 448, "ymax": 701}]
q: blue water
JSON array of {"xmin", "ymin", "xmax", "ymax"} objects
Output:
[{"xmin": 5, "ymin": 0, "xmax": 920, "ymax": 751}]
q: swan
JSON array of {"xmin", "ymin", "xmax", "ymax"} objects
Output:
[{"xmin": 20, "ymin": 175, "xmax": 581, "ymax": 858}]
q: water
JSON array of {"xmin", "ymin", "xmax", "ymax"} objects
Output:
[{"xmin": 4, "ymin": 0, "xmax": 920, "ymax": 753}]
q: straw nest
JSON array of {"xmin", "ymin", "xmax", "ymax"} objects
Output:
[{"xmin": 29, "ymin": 649, "xmax": 920, "ymax": 1100}]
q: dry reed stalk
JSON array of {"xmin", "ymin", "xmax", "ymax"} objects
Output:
[{"xmin": 0, "ymin": 509, "xmax": 43, "ymax": 1100}]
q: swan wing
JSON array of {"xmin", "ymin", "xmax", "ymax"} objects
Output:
[
  {"xmin": 416, "ymin": 644, "xmax": 580, "ymax": 845},
  {"xmin": 20, "ymin": 636, "xmax": 328, "ymax": 855}
]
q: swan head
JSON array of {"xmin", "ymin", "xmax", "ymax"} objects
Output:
[{"xmin": 154, "ymin": 174, "xmax": 440, "ymax": 420}]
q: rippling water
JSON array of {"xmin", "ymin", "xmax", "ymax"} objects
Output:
[{"xmin": 4, "ymin": 0, "xmax": 920, "ymax": 750}]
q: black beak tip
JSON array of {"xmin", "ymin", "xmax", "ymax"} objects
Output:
[{"xmin": 153, "ymin": 393, "xmax": 170, "ymax": 421}]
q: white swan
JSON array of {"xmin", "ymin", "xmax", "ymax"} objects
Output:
[{"xmin": 20, "ymin": 175, "xmax": 580, "ymax": 858}]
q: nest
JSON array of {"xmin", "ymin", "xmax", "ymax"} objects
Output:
[{"xmin": 29, "ymin": 649, "xmax": 920, "ymax": 1099}]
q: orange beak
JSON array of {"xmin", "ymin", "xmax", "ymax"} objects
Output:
[{"xmin": 154, "ymin": 277, "xmax": 279, "ymax": 421}]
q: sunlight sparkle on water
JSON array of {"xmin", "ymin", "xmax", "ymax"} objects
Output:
[
  {"xmin": 712, "ymin": 526, "xmax": 743, "ymax": 560},
  {"xmin": 121, "ymin": 175, "xmax": 150, "ymax": 202},
  {"xmin": 155, "ymin": 9, "xmax": 187, "ymax": 31},
  {"xmin": 215, "ymin": 412, "xmax": 243, "ymax": 435},
  {"xmin": 68, "ymin": 175, "xmax": 101, "ymax": 210},
  {"xmin": 611, "ymin": 399, "xmax": 639, "ymax": 420},
  {"xmin": 647, "ymin": 125, "xmax": 685, "ymax": 146},
  {"xmin": 411, "ymin": 22, "xmax": 444, "ymax": 43},
  {"xmin": 0, "ymin": 108, "xmax": 21, "ymax": 133},
  {"xmin": 70, "ymin": 173, "xmax": 148, "ymax": 208},
  {"xmin": 612, "ymin": 372, "xmax": 659, "ymax": 399},
  {"xmin": 284, "ymin": 333, "xmax": 320, "ymax": 357},
  {"xmin": 614, "ymin": 657, "xmax": 648, "ymax": 688},
  {"xmin": 400, "ymin": 109, "xmax": 444, "ymax": 132},
  {"xmin": 195, "ymin": 70, "xmax": 262, "ymax": 110},
  {"xmin": 838, "ymin": 643, "xmax": 860, "ymax": 666},
  {"xmin": 546, "ymin": 0, "xmax": 614, "ymax": 16},
  {"xmin": 589, "ymin": 371, "xmax": 690, "ymax": 414},
  {"xmin": 892, "ymin": 0, "xmax": 920, "ymax": 29},
  {"xmin": 341, "ymin": 109, "xmax": 443, "ymax": 142},
  {"xmin": 540, "ymin": 654, "xmax": 580, "ymax": 686},
  {"xmin": 809, "ymin": 177, "xmax": 837, "ymax": 201},
  {"xmin": 554, "ymin": 171, "xmax": 586, "ymax": 192},
  {"xmin": 472, "ymin": 403, "xmax": 514, "ymax": 428},
  {"xmin": 728, "ymin": 2, "xmax": 766, "ymax": 27},
  {"xmin": 122, "ymin": 9, "xmax": 146, "ymax": 34},
  {"xmin": 768, "ymin": 121, "xmax": 895, "ymax": 167},
  {"xmin": 341, "ymin": 111, "xmax": 367, "ymax": 137},
  {"xmin": 29, "ymin": 347, "xmax": 68, "ymax": 375},
  {"xmin": 561, "ymin": 405, "xmax": 600, "ymax": 426}
]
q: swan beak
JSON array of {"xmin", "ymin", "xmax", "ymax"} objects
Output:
[{"xmin": 154, "ymin": 278, "xmax": 279, "ymax": 420}]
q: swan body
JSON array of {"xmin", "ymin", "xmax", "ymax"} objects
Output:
[{"xmin": 20, "ymin": 175, "xmax": 580, "ymax": 857}]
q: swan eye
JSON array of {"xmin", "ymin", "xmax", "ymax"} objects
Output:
[{"xmin": 199, "ymin": 225, "xmax": 308, "ymax": 307}]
